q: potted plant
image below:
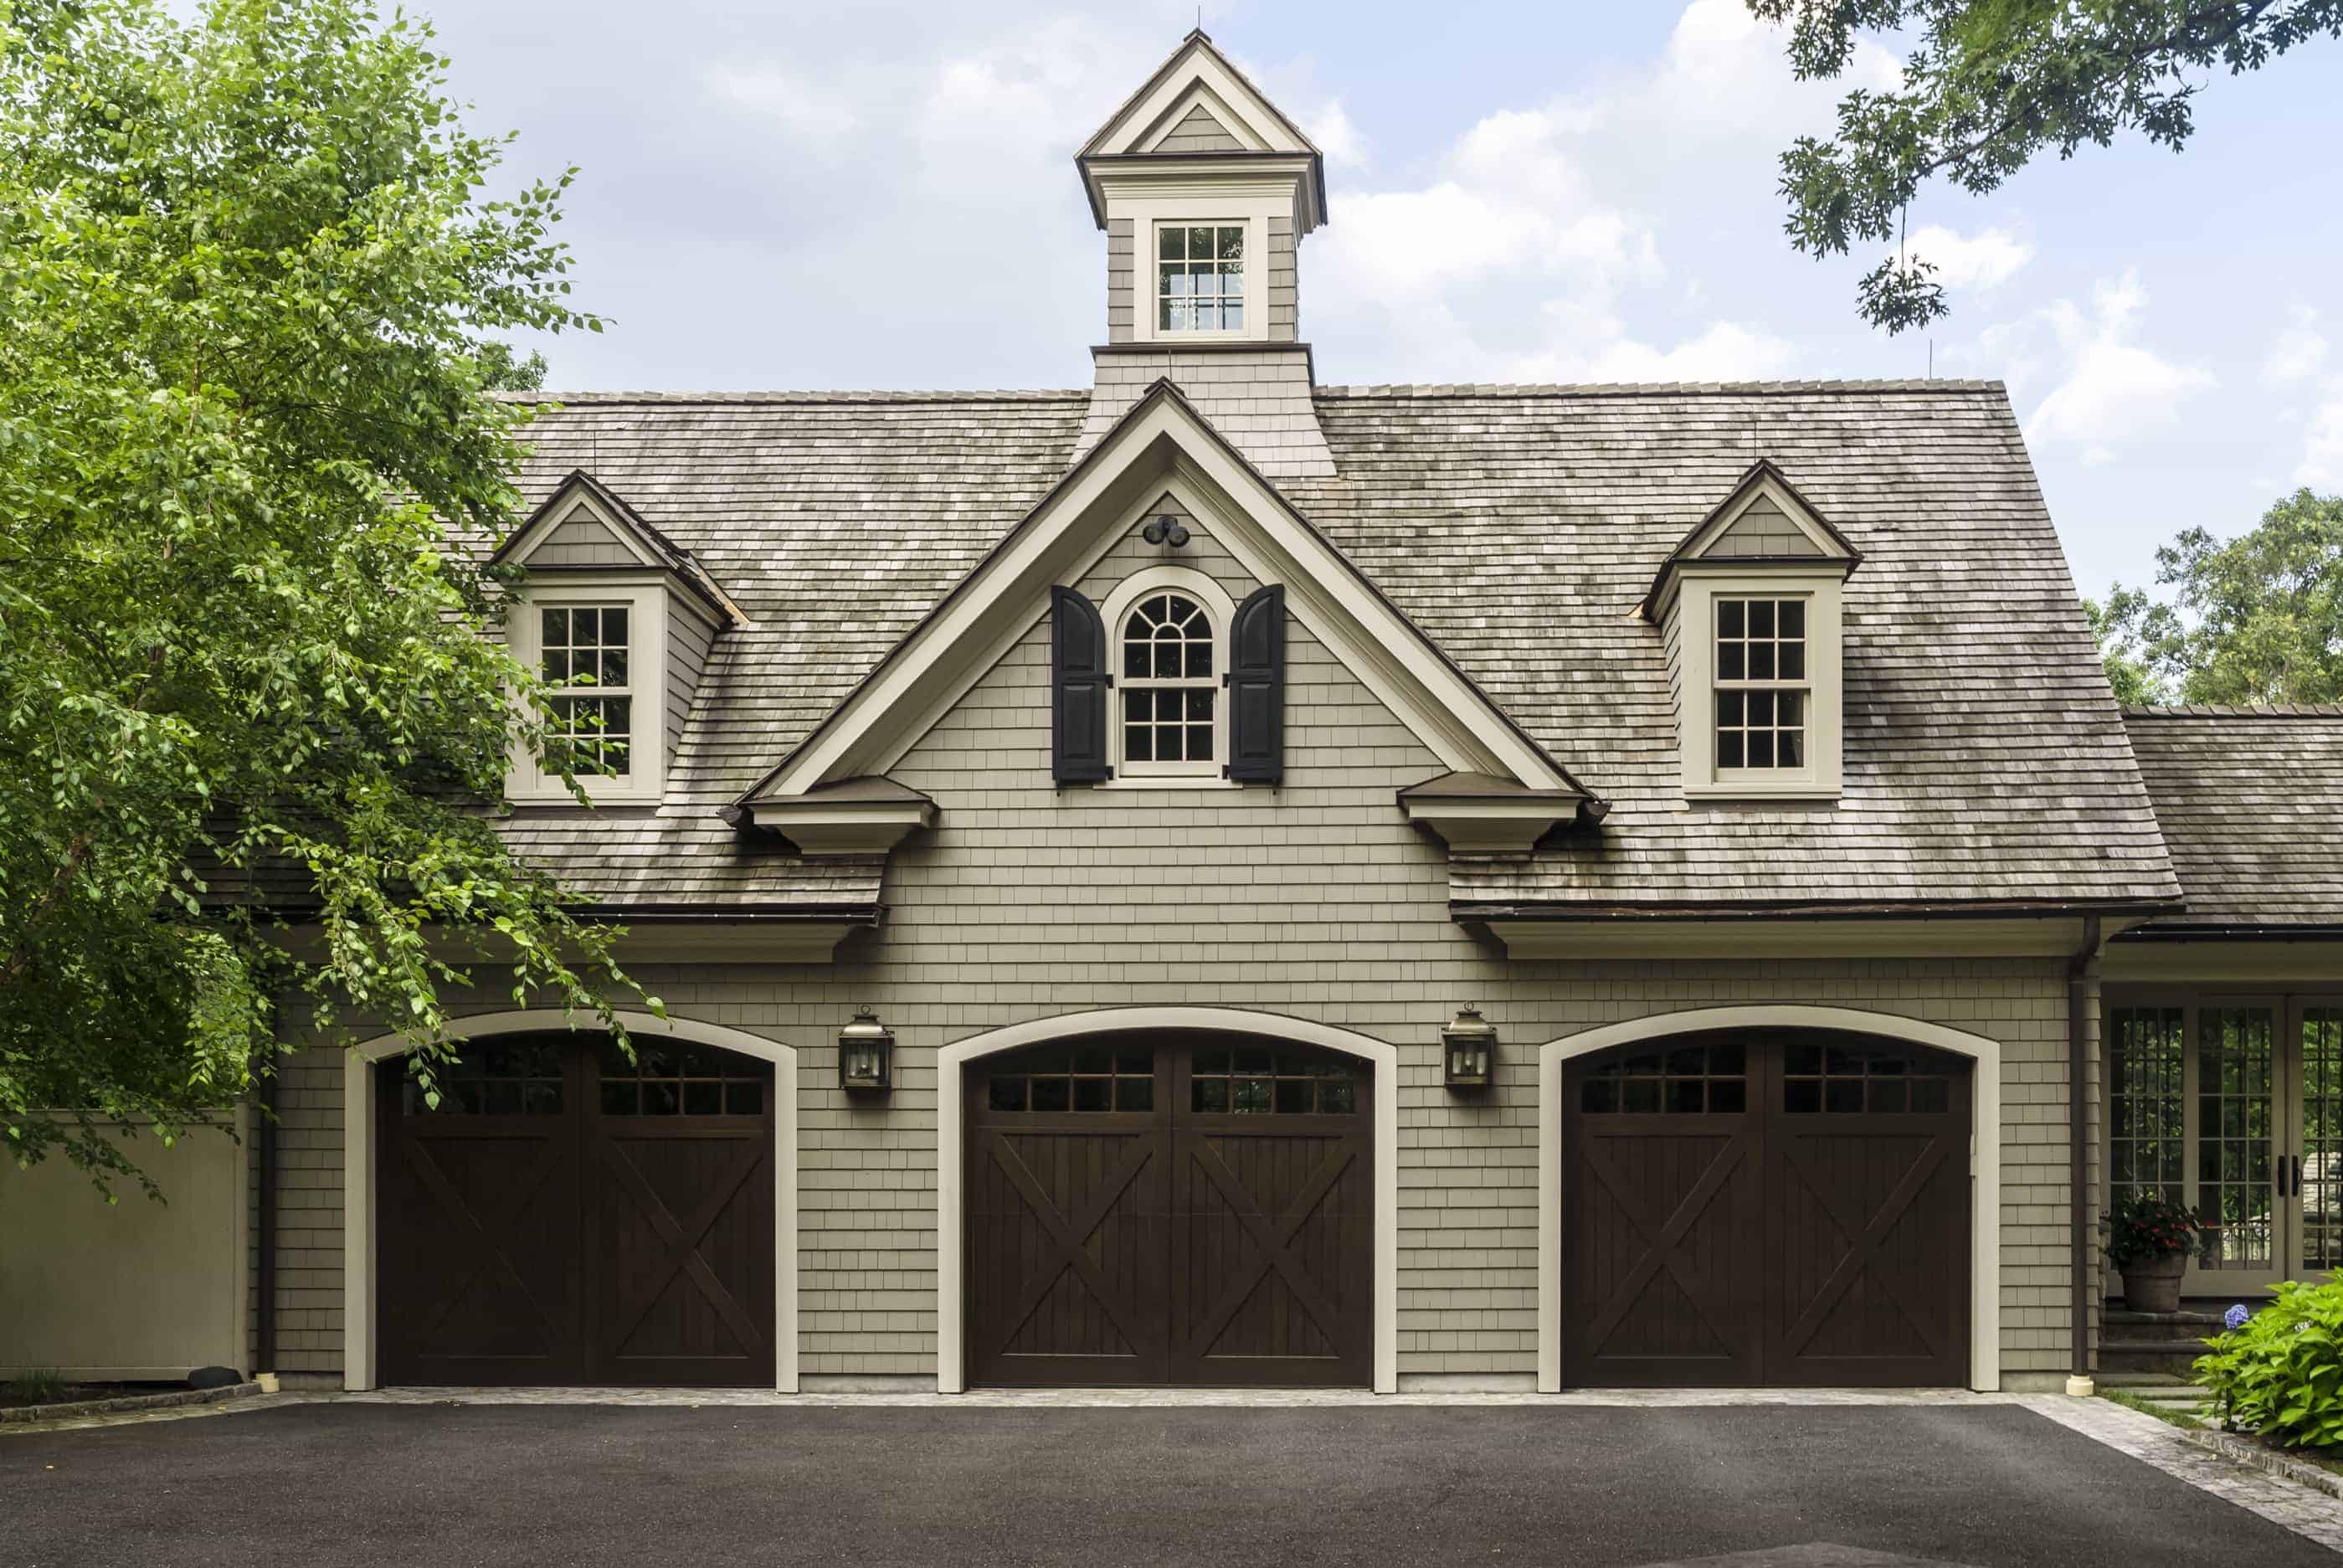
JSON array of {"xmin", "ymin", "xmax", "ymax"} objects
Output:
[{"xmin": 2109, "ymin": 1193, "xmax": 2206, "ymax": 1314}]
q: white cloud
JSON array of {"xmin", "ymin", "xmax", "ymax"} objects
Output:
[
  {"xmin": 2014, "ymin": 271, "xmax": 2214, "ymax": 462},
  {"xmin": 2297, "ymin": 390, "xmax": 2343, "ymax": 487},
  {"xmin": 1904, "ymin": 224, "xmax": 2032, "ymax": 291},
  {"xmin": 2265, "ymin": 305, "xmax": 2330, "ymax": 385},
  {"xmin": 1301, "ymin": 99, "xmax": 1367, "ymax": 168}
]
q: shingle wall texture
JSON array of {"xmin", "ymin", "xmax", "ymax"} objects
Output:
[{"xmin": 264, "ymin": 503, "xmax": 2089, "ymax": 1385}]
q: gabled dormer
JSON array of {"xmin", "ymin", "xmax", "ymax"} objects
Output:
[
  {"xmin": 1642, "ymin": 461, "xmax": 1860, "ymax": 802},
  {"xmin": 492, "ymin": 471, "xmax": 742, "ymax": 806}
]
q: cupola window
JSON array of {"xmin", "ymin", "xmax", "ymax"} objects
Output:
[{"xmin": 1158, "ymin": 224, "xmax": 1246, "ymax": 332}]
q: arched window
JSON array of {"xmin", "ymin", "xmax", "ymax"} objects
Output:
[{"xmin": 1120, "ymin": 590, "xmax": 1218, "ymax": 774}]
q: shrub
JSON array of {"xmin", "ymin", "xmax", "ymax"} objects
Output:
[
  {"xmin": 2108, "ymin": 1192, "xmax": 2206, "ymax": 1267},
  {"xmin": 2196, "ymin": 1276, "xmax": 2343, "ymax": 1447}
]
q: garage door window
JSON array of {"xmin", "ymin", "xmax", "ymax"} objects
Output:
[
  {"xmin": 1192, "ymin": 1044, "xmax": 1359, "ymax": 1113},
  {"xmin": 1579, "ymin": 1040, "xmax": 1747, "ymax": 1114},
  {"xmin": 985, "ymin": 1043, "xmax": 1154, "ymax": 1113},
  {"xmin": 1783, "ymin": 1039, "xmax": 1954, "ymax": 1114},
  {"xmin": 401, "ymin": 1041, "xmax": 565, "ymax": 1115},
  {"xmin": 598, "ymin": 1038, "xmax": 765, "ymax": 1116}
]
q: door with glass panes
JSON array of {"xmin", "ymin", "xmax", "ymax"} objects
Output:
[{"xmin": 2107, "ymin": 996, "xmax": 2343, "ymax": 1298}]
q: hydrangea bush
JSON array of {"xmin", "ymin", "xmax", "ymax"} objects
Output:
[{"xmin": 2197, "ymin": 1278, "xmax": 2343, "ymax": 1447}]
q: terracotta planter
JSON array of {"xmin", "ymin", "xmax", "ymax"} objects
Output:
[{"xmin": 2121, "ymin": 1252, "xmax": 2187, "ymax": 1314}]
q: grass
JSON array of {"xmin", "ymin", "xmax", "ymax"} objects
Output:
[
  {"xmin": 2099, "ymin": 1385, "xmax": 2212, "ymax": 1432},
  {"xmin": 0, "ymin": 1369, "xmax": 75, "ymax": 1409}
]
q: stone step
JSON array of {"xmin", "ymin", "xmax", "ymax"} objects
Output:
[
  {"xmin": 2101, "ymin": 1339, "xmax": 2217, "ymax": 1375},
  {"xmin": 2104, "ymin": 1308, "xmax": 2230, "ymax": 1345}
]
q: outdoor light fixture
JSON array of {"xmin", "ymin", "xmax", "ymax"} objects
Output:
[
  {"xmin": 1141, "ymin": 513, "xmax": 1191, "ymax": 548},
  {"xmin": 1441, "ymin": 1005, "xmax": 1498, "ymax": 1091},
  {"xmin": 838, "ymin": 1009, "xmax": 894, "ymax": 1094}
]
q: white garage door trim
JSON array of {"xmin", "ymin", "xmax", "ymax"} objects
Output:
[
  {"xmin": 343, "ymin": 1010, "xmax": 799, "ymax": 1393},
  {"xmin": 1535, "ymin": 1005, "xmax": 2002, "ymax": 1393},
  {"xmin": 938, "ymin": 1006, "xmax": 1400, "ymax": 1395}
]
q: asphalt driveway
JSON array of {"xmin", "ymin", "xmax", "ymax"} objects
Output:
[{"xmin": 6, "ymin": 1401, "xmax": 2331, "ymax": 1567}]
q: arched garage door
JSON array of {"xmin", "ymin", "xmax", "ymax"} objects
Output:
[
  {"xmin": 376, "ymin": 1034, "xmax": 775, "ymax": 1386},
  {"xmin": 1561, "ymin": 1028, "xmax": 1970, "ymax": 1387},
  {"xmin": 964, "ymin": 1032, "xmax": 1372, "ymax": 1388}
]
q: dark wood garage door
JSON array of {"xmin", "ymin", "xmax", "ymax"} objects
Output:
[
  {"xmin": 1561, "ymin": 1028, "xmax": 1970, "ymax": 1387},
  {"xmin": 965, "ymin": 1032, "xmax": 1372, "ymax": 1388},
  {"xmin": 377, "ymin": 1034, "xmax": 774, "ymax": 1387}
]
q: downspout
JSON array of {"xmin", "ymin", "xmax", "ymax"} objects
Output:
[
  {"xmin": 256, "ymin": 1073, "xmax": 276, "ymax": 1379},
  {"xmin": 2067, "ymin": 914, "xmax": 2103, "ymax": 1397}
]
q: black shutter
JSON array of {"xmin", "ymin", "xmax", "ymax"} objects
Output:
[
  {"xmin": 1051, "ymin": 585, "xmax": 1112, "ymax": 783},
  {"xmin": 1225, "ymin": 584, "xmax": 1285, "ymax": 784}
]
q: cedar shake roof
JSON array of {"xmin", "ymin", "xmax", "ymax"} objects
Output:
[
  {"xmin": 2121, "ymin": 707, "xmax": 2343, "ymax": 933},
  {"xmin": 491, "ymin": 379, "xmax": 2181, "ymax": 915}
]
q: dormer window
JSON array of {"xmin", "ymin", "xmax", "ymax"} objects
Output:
[
  {"xmin": 1158, "ymin": 224, "xmax": 1245, "ymax": 332},
  {"xmin": 541, "ymin": 604, "xmax": 635, "ymax": 778},
  {"xmin": 1714, "ymin": 598, "xmax": 1806, "ymax": 772},
  {"xmin": 1643, "ymin": 462, "xmax": 1860, "ymax": 802}
]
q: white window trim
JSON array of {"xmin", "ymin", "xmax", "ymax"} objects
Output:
[
  {"xmin": 506, "ymin": 576, "xmax": 671, "ymax": 806},
  {"xmin": 1143, "ymin": 217, "xmax": 1260, "ymax": 343},
  {"xmin": 1669, "ymin": 567, "xmax": 1843, "ymax": 800},
  {"xmin": 1098, "ymin": 563, "xmax": 1236, "ymax": 784}
]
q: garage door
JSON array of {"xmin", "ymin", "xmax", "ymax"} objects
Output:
[
  {"xmin": 965, "ymin": 1032, "xmax": 1371, "ymax": 1388},
  {"xmin": 1561, "ymin": 1028, "xmax": 1970, "ymax": 1387},
  {"xmin": 377, "ymin": 1034, "xmax": 774, "ymax": 1387}
]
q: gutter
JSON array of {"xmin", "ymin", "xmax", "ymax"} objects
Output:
[
  {"xmin": 1455, "ymin": 898, "xmax": 2184, "ymax": 924},
  {"xmin": 2067, "ymin": 913, "xmax": 2104, "ymax": 1397},
  {"xmin": 2113, "ymin": 923, "xmax": 2343, "ymax": 942}
]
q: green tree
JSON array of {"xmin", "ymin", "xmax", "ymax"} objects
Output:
[
  {"xmin": 2084, "ymin": 587, "xmax": 2166, "ymax": 706},
  {"xmin": 2092, "ymin": 489, "xmax": 2343, "ymax": 704},
  {"xmin": 0, "ymin": 0, "xmax": 648, "ymax": 1191},
  {"xmin": 1753, "ymin": 0, "xmax": 2343, "ymax": 331}
]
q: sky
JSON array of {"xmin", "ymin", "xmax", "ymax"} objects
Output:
[{"xmin": 422, "ymin": 0, "xmax": 2343, "ymax": 600}]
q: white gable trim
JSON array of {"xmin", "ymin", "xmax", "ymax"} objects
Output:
[
  {"xmin": 502, "ymin": 479, "xmax": 663, "ymax": 571},
  {"xmin": 1135, "ymin": 83, "xmax": 1268, "ymax": 153},
  {"xmin": 748, "ymin": 389, "xmax": 1579, "ymax": 801},
  {"xmin": 1678, "ymin": 469, "xmax": 1852, "ymax": 567},
  {"xmin": 1085, "ymin": 40, "xmax": 1308, "ymax": 160}
]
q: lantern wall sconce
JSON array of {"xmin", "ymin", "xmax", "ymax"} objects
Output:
[
  {"xmin": 838, "ymin": 1009, "xmax": 894, "ymax": 1094},
  {"xmin": 1441, "ymin": 1005, "xmax": 1498, "ymax": 1091}
]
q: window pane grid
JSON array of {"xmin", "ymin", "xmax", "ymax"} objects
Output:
[
  {"xmin": 1781, "ymin": 1039, "xmax": 1953, "ymax": 1114},
  {"xmin": 986, "ymin": 1044, "xmax": 1154, "ymax": 1113},
  {"xmin": 597, "ymin": 1038, "xmax": 765, "ymax": 1117},
  {"xmin": 1158, "ymin": 224, "xmax": 1245, "ymax": 332},
  {"xmin": 2197, "ymin": 1006, "xmax": 2275, "ymax": 1269},
  {"xmin": 2306, "ymin": 1010, "xmax": 2343, "ymax": 1272},
  {"xmin": 403, "ymin": 1041, "xmax": 565, "ymax": 1116},
  {"xmin": 1120, "ymin": 591, "xmax": 1215, "ymax": 767},
  {"xmin": 1190, "ymin": 1046, "xmax": 1357, "ymax": 1115},
  {"xmin": 1580, "ymin": 1040, "xmax": 1747, "ymax": 1115},
  {"xmin": 542, "ymin": 603, "xmax": 633, "ymax": 777},
  {"xmin": 2108, "ymin": 1007, "xmax": 2186, "ymax": 1211},
  {"xmin": 1714, "ymin": 597, "xmax": 1808, "ymax": 771}
]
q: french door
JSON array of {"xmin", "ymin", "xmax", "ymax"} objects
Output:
[{"xmin": 2108, "ymin": 996, "xmax": 2343, "ymax": 1298}]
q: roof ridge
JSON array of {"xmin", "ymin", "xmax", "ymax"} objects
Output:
[
  {"xmin": 1313, "ymin": 378, "xmax": 2006, "ymax": 398},
  {"xmin": 499, "ymin": 388, "xmax": 1089, "ymax": 405},
  {"xmin": 2125, "ymin": 703, "xmax": 2343, "ymax": 718}
]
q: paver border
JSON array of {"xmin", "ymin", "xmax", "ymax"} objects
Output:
[{"xmin": 0, "ymin": 1380, "xmax": 260, "ymax": 1427}]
